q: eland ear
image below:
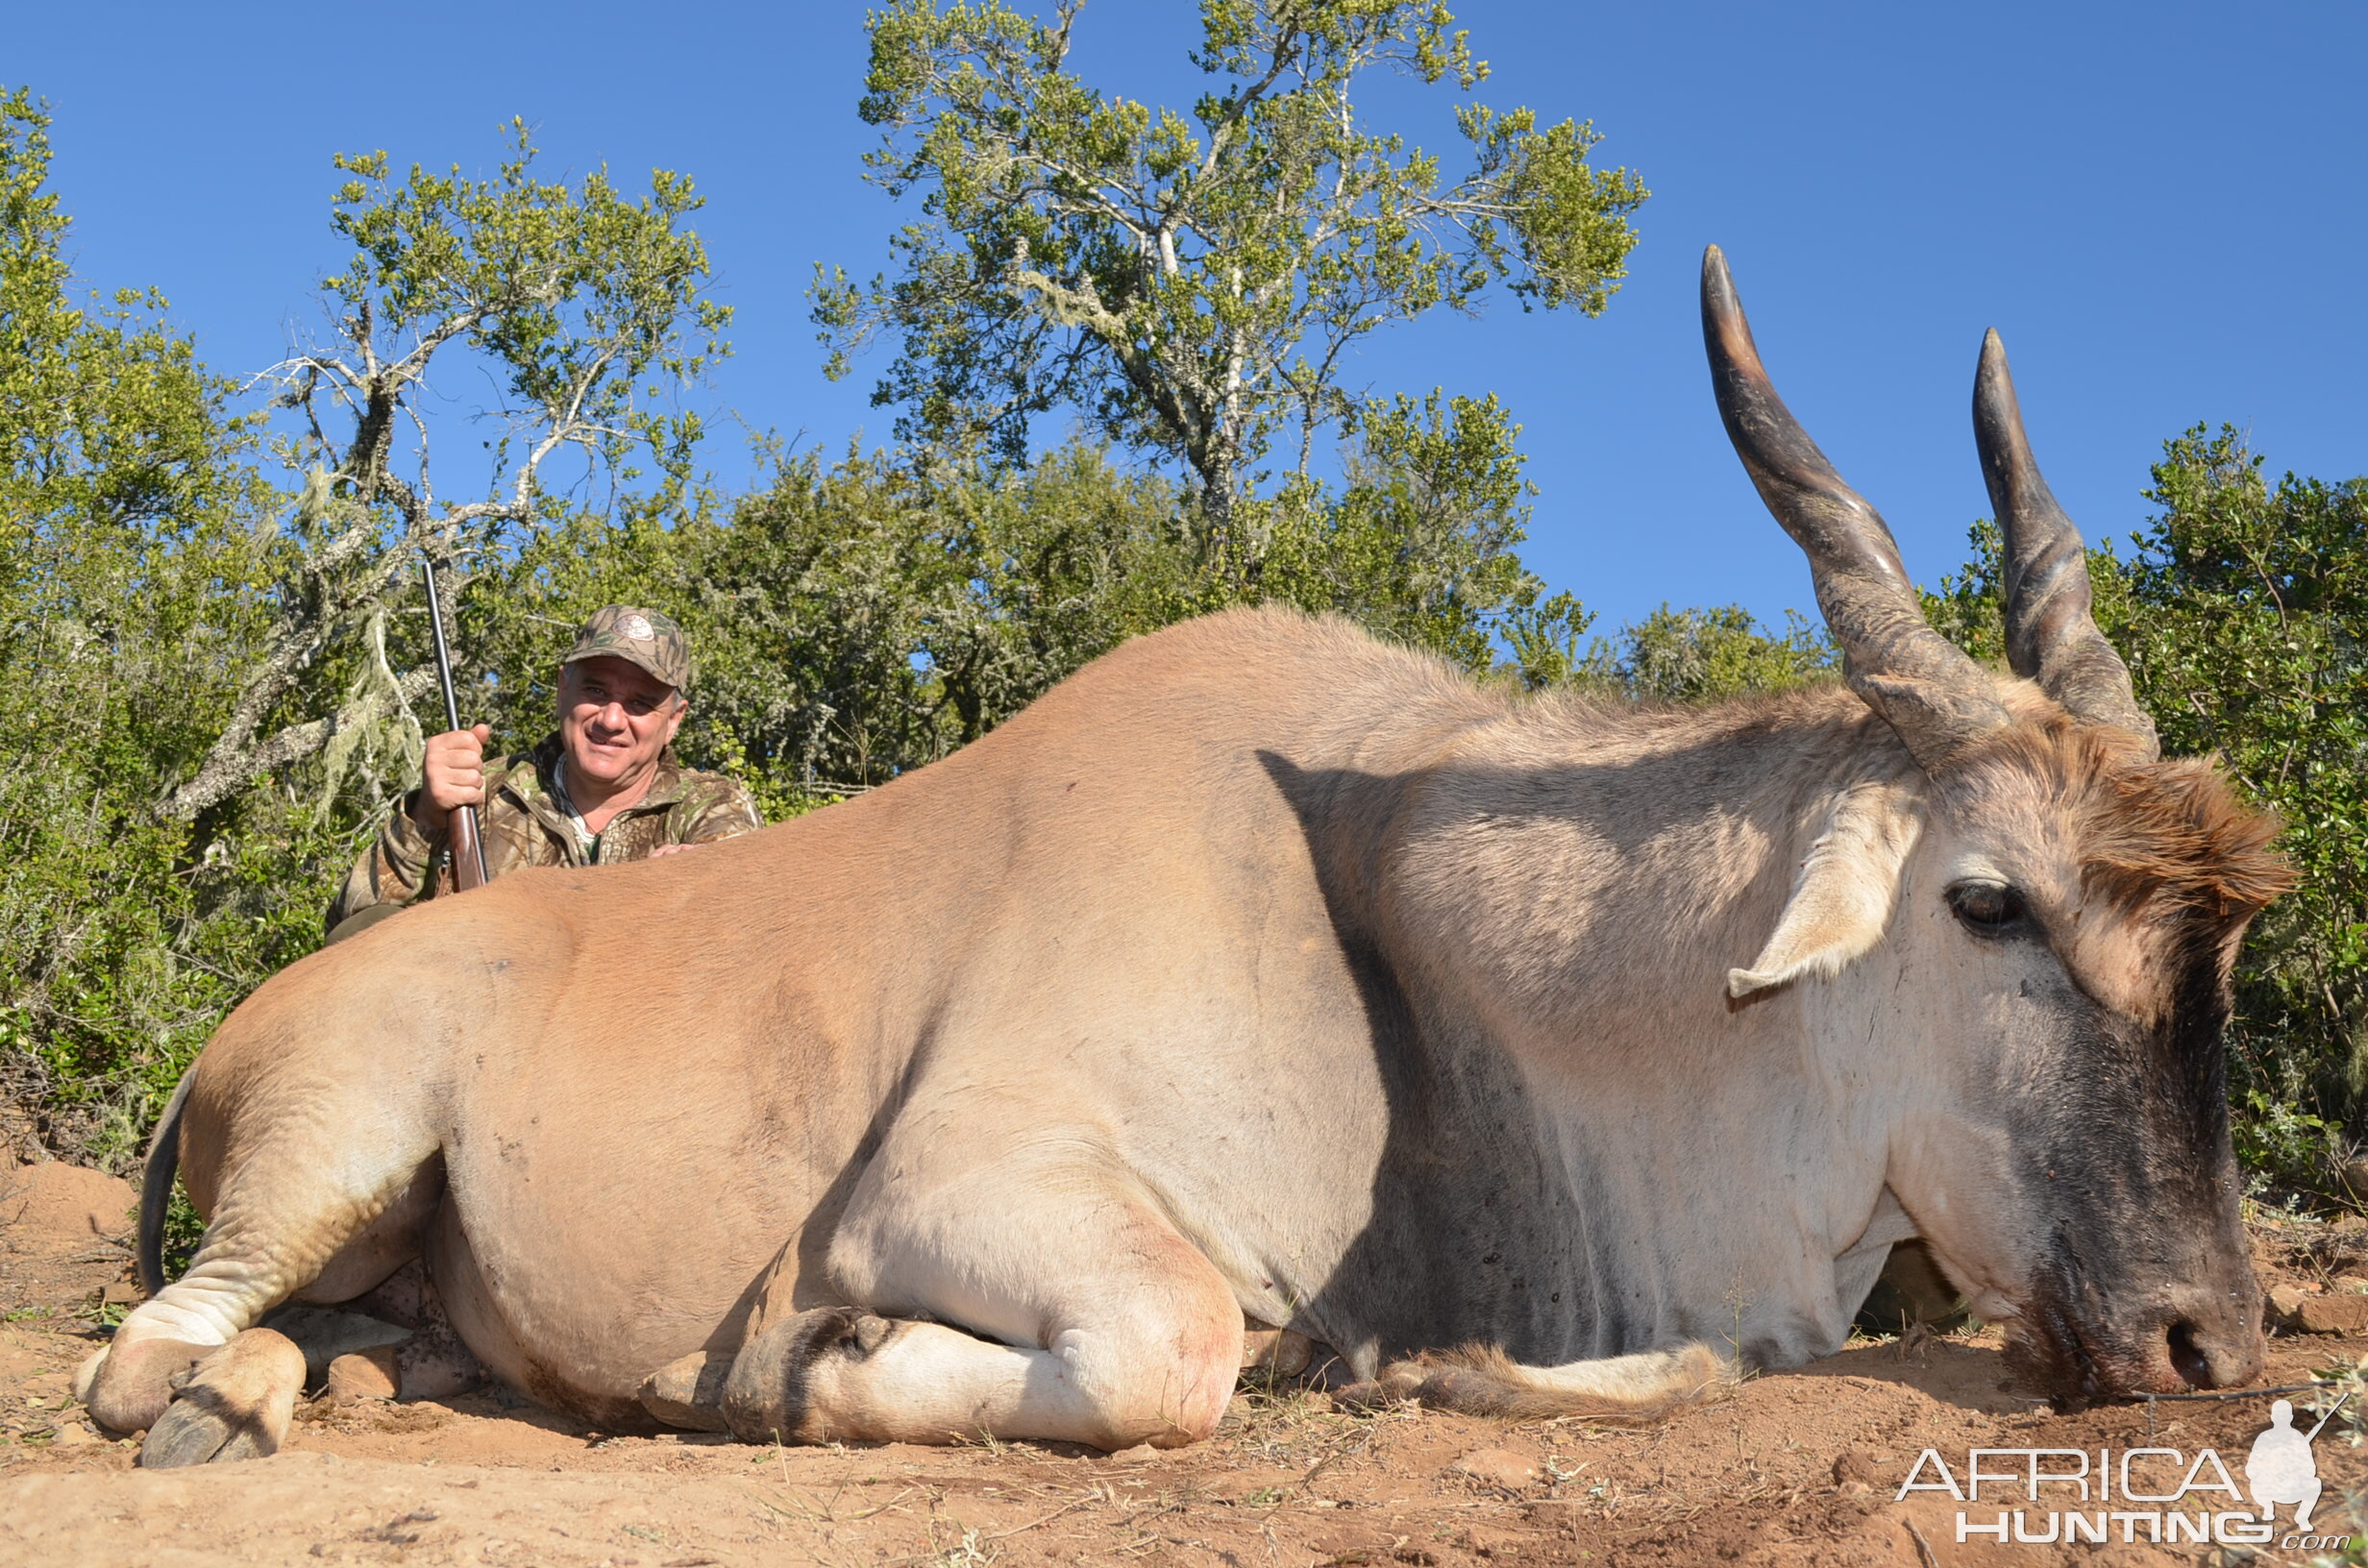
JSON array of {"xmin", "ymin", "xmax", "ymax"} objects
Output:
[{"xmin": 1728, "ymin": 782, "xmax": 1922, "ymax": 999}]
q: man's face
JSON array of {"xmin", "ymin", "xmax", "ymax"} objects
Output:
[{"xmin": 557, "ymin": 655, "xmax": 686, "ymax": 790}]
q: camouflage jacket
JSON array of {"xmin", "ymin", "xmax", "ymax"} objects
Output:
[{"xmin": 326, "ymin": 734, "xmax": 763, "ymax": 937}]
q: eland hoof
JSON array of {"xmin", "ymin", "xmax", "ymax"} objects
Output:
[
  {"xmin": 138, "ymin": 1329, "xmax": 306, "ymax": 1467},
  {"xmin": 639, "ymin": 1350, "xmax": 733, "ymax": 1433}
]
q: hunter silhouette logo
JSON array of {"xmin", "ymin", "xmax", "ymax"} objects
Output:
[{"xmin": 2247, "ymin": 1393, "xmax": 2345, "ymax": 1532}]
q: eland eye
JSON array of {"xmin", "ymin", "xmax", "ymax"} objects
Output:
[{"xmin": 1947, "ymin": 881, "xmax": 2030, "ymax": 937}]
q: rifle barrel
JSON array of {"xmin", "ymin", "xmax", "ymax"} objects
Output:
[{"xmin": 420, "ymin": 559, "xmax": 491, "ymax": 890}]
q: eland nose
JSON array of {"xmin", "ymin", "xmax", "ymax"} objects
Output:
[{"xmin": 2158, "ymin": 1282, "xmax": 2264, "ymax": 1391}]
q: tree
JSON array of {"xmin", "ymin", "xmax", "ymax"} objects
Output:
[
  {"xmin": 811, "ymin": 0, "xmax": 1647, "ymax": 575},
  {"xmin": 0, "ymin": 89, "xmax": 281, "ymax": 1158},
  {"xmin": 1591, "ymin": 604, "xmax": 1836, "ymax": 703},
  {"xmin": 159, "ymin": 121, "xmax": 731, "ymax": 828},
  {"xmin": 1260, "ymin": 389, "xmax": 1549, "ymax": 669}
]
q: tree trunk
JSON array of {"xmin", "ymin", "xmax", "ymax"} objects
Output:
[{"xmin": 1190, "ymin": 433, "xmax": 1255, "ymax": 586}]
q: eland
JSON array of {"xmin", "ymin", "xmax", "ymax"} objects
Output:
[{"xmin": 81, "ymin": 247, "xmax": 2288, "ymax": 1465}]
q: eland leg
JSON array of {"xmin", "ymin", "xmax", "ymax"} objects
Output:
[
  {"xmin": 703, "ymin": 1162, "xmax": 1244, "ymax": 1451},
  {"xmin": 81, "ymin": 1075, "xmax": 439, "ymax": 1462},
  {"xmin": 349, "ymin": 1256, "xmax": 487, "ymax": 1400}
]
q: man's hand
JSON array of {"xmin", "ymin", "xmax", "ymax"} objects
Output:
[{"xmin": 411, "ymin": 723, "xmax": 493, "ymax": 837}]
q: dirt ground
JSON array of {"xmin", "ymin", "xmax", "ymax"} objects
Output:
[{"xmin": 4, "ymin": 1161, "xmax": 2366, "ymax": 1568}]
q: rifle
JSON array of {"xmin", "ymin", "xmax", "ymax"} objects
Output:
[{"xmin": 420, "ymin": 558, "xmax": 491, "ymax": 891}]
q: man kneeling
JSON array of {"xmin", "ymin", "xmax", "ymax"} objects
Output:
[{"xmin": 327, "ymin": 605, "xmax": 761, "ymax": 941}]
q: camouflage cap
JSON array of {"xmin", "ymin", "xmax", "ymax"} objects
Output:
[{"xmin": 562, "ymin": 606, "xmax": 691, "ymax": 692}]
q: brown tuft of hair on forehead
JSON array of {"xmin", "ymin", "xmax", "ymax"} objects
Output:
[
  {"xmin": 2080, "ymin": 754, "xmax": 2293, "ymax": 920},
  {"xmin": 1965, "ymin": 720, "xmax": 2294, "ymax": 923}
]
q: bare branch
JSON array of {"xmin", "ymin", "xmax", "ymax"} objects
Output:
[{"xmin": 165, "ymin": 666, "xmax": 441, "ymax": 822}]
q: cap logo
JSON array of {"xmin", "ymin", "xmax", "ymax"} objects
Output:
[{"xmin": 619, "ymin": 614, "xmax": 654, "ymax": 641}]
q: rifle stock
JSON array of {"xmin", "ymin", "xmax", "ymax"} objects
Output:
[
  {"xmin": 421, "ymin": 559, "xmax": 492, "ymax": 892},
  {"xmin": 447, "ymin": 796, "xmax": 489, "ymax": 893}
]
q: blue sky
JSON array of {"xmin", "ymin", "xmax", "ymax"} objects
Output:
[{"xmin": 12, "ymin": 1, "xmax": 2364, "ymax": 633}]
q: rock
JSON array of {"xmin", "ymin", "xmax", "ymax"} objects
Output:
[
  {"xmin": 2268, "ymin": 1283, "xmax": 2311, "ymax": 1327},
  {"xmin": 101, "ymin": 1282, "xmax": 142, "ymax": 1307},
  {"xmin": 2336, "ymin": 1274, "xmax": 2368, "ymax": 1293},
  {"xmin": 2299, "ymin": 1292, "xmax": 2368, "ymax": 1335},
  {"xmin": 0, "ymin": 1161, "xmax": 136, "ymax": 1240},
  {"xmin": 325, "ymin": 1346, "xmax": 400, "ymax": 1402},
  {"xmin": 1522, "ymin": 1499, "xmax": 1583, "ymax": 1528},
  {"xmin": 1107, "ymin": 1443, "xmax": 1161, "ymax": 1464},
  {"xmin": 1832, "ymin": 1448, "xmax": 1882, "ymax": 1489},
  {"xmin": 1449, "ymin": 1447, "xmax": 1539, "ymax": 1490},
  {"xmin": 48, "ymin": 1421, "xmax": 97, "ymax": 1446}
]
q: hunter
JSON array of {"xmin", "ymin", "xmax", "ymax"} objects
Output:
[{"xmin": 326, "ymin": 606, "xmax": 763, "ymax": 942}]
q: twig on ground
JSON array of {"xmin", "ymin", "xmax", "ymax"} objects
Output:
[
  {"xmin": 984, "ymin": 1498, "xmax": 1091, "ymax": 1540},
  {"xmin": 2142, "ymin": 1380, "xmax": 2333, "ymax": 1403}
]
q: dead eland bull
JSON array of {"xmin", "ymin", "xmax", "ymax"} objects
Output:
[{"xmin": 84, "ymin": 248, "xmax": 2289, "ymax": 1466}]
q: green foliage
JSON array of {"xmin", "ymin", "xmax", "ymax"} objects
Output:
[
  {"xmin": 476, "ymin": 424, "xmax": 1567, "ymax": 812},
  {"xmin": 478, "ymin": 443, "xmax": 1193, "ymax": 813},
  {"xmin": 321, "ymin": 121, "xmax": 730, "ymax": 512},
  {"xmin": 1919, "ymin": 516, "xmax": 2008, "ymax": 664},
  {"xmin": 813, "ymin": 0, "xmax": 1645, "ymax": 565},
  {"xmin": 158, "ymin": 1183, "xmax": 206, "ymax": 1282},
  {"xmin": 2232, "ymin": 1086, "xmax": 2343, "ymax": 1195},
  {"xmin": 1931, "ymin": 428, "xmax": 2368, "ymax": 1190},
  {"xmin": 1499, "ymin": 590, "xmax": 1598, "ymax": 690},
  {"xmin": 1263, "ymin": 391, "xmax": 1543, "ymax": 670},
  {"xmin": 0, "ymin": 89, "xmax": 302, "ymax": 1163},
  {"xmin": 1584, "ymin": 603, "xmax": 1836, "ymax": 703},
  {"xmin": 2123, "ymin": 430, "xmax": 2368, "ymax": 1173}
]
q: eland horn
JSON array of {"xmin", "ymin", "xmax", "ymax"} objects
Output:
[
  {"xmin": 1700, "ymin": 244, "xmax": 2010, "ymax": 771},
  {"xmin": 1972, "ymin": 330, "xmax": 2160, "ymax": 757}
]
